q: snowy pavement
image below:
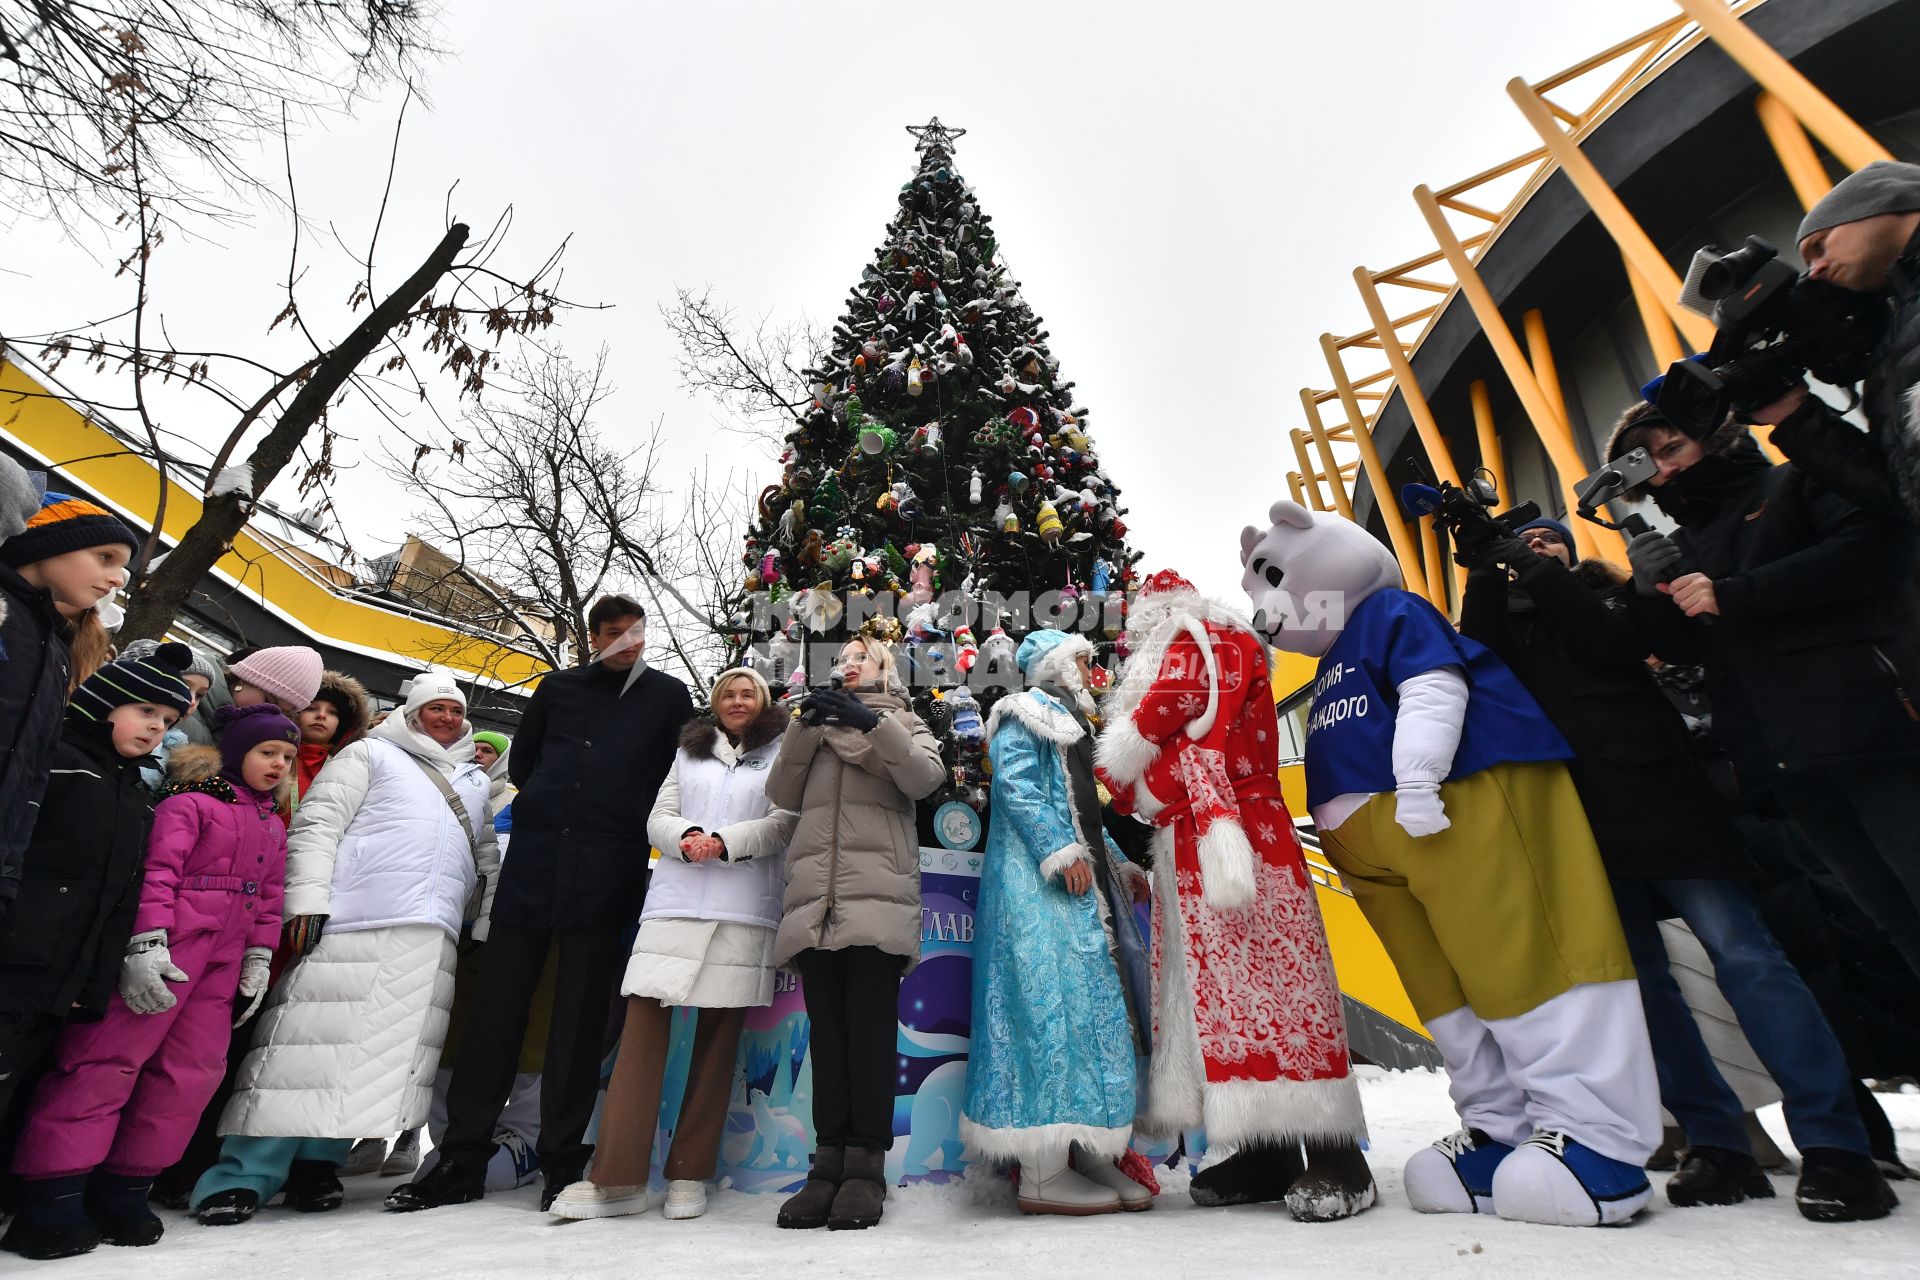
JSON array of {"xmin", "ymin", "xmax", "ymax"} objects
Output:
[{"xmin": 53, "ymin": 1068, "xmax": 1920, "ymax": 1279}]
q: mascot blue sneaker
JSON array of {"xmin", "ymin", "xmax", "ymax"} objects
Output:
[{"xmin": 1239, "ymin": 501, "xmax": 1661, "ymax": 1227}]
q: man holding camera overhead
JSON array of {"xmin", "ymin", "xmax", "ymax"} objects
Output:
[{"xmin": 1749, "ymin": 161, "xmax": 1920, "ymax": 521}]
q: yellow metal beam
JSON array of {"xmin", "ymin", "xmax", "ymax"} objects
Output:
[
  {"xmin": 1352, "ymin": 269, "xmax": 1465, "ymax": 489},
  {"xmin": 1470, "ymin": 380, "xmax": 1507, "ymax": 507},
  {"xmin": 1523, "ymin": 310, "xmax": 1626, "ymax": 563},
  {"xmin": 1300, "ymin": 389, "xmax": 1357, "ymax": 521},
  {"xmin": 1318, "ymin": 338, "xmax": 1429, "ymax": 600},
  {"xmin": 1674, "ymin": 0, "xmax": 1893, "ymax": 172},
  {"xmin": 1415, "ymin": 186, "xmax": 1616, "ymax": 567},
  {"xmin": 1290, "ymin": 429, "xmax": 1329, "ymax": 511},
  {"xmin": 1418, "ymin": 515, "xmax": 1450, "ymax": 616},
  {"xmin": 1755, "ymin": 90, "xmax": 1835, "ymax": 210},
  {"xmin": 1624, "ymin": 255, "xmax": 1687, "ymax": 368},
  {"xmin": 1506, "ymin": 77, "xmax": 1717, "ymax": 354}
]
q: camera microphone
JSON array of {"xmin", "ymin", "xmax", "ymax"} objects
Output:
[{"xmin": 1400, "ymin": 482, "xmax": 1444, "ymax": 517}]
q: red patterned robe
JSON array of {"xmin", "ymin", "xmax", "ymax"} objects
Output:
[{"xmin": 1096, "ymin": 593, "xmax": 1367, "ymax": 1146}]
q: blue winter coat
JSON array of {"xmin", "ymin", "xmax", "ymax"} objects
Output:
[{"xmin": 961, "ymin": 688, "xmax": 1142, "ymax": 1164}]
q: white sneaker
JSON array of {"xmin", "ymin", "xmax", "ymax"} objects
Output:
[
  {"xmin": 340, "ymin": 1137, "xmax": 388, "ymax": 1178},
  {"xmin": 381, "ymin": 1127, "xmax": 423, "ymax": 1177},
  {"xmin": 662, "ymin": 1180, "xmax": 707, "ymax": 1220},
  {"xmin": 1070, "ymin": 1144, "xmax": 1153, "ymax": 1211},
  {"xmin": 548, "ymin": 1180, "xmax": 651, "ymax": 1220}
]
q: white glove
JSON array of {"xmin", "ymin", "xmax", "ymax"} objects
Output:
[
  {"xmin": 232, "ymin": 946, "xmax": 273, "ymax": 1028},
  {"xmin": 120, "ymin": 930, "xmax": 191, "ymax": 1015},
  {"xmin": 1394, "ymin": 783, "xmax": 1451, "ymax": 838}
]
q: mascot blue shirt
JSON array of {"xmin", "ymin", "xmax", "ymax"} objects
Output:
[{"xmin": 1305, "ymin": 589, "xmax": 1571, "ymax": 807}]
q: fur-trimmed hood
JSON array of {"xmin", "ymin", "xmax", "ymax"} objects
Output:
[
  {"xmin": 679, "ymin": 704, "xmax": 787, "ymax": 759},
  {"xmin": 165, "ymin": 743, "xmax": 224, "ymax": 785},
  {"xmin": 1573, "ymin": 557, "xmax": 1630, "ymax": 591},
  {"xmin": 314, "ymin": 669, "xmax": 372, "ymax": 749}
]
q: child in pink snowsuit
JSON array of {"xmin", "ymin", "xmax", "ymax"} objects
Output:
[{"xmin": 8, "ymin": 704, "xmax": 299, "ymax": 1258}]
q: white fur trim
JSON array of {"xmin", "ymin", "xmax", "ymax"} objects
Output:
[
  {"xmin": 1112, "ymin": 855, "xmax": 1149, "ymax": 889},
  {"xmin": 1202, "ymin": 1075, "xmax": 1371, "ymax": 1146},
  {"xmin": 1094, "ymin": 710, "xmax": 1159, "ymax": 787},
  {"xmin": 1196, "ymin": 818, "xmax": 1257, "ymax": 911},
  {"xmin": 1180, "ymin": 617, "xmax": 1223, "ymax": 742},
  {"xmin": 1028, "ymin": 633, "xmax": 1095, "ymax": 691},
  {"xmin": 1037, "ymin": 844, "xmax": 1091, "ymax": 882},
  {"xmin": 986, "ymin": 687, "xmax": 1085, "ymax": 747},
  {"xmin": 958, "ymin": 1116, "xmax": 1132, "ymax": 1168},
  {"xmin": 1137, "ymin": 832, "xmax": 1205, "ymax": 1140}
]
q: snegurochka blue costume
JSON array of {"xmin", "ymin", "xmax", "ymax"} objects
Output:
[{"xmin": 960, "ymin": 629, "xmax": 1155, "ymax": 1216}]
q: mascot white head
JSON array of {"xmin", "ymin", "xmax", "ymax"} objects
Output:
[{"xmin": 1239, "ymin": 501, "xmax": 1402, "ymax": 657}]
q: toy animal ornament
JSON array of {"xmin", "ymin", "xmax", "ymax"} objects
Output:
[{"xmin": 1238, "ymin": 500, "xmax": 1663, "ymax": 1229}]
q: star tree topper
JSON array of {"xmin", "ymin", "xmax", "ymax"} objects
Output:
[{"xmin": 906, "ymin": 116, "xmax": 966, "ymax": 155}]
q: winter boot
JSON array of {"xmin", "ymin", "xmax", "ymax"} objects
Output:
[
  {"xmin": 86, "ymin": 1171, "xmax": 164, "ymax": 1246},
  {"xmin": 195, "ymin": 1189, "xmax": 260, "ymax": 1227},
  {"xmin": 776, "ymin": 1145, "xmax": 844, "ymax": 1230},
  {"xmin": 1794, "ymin": 1148, "xmax": 1898, "ymax": 1223},
  {"xmin": 1069, "ymin": 1143, "xmax": 1153, "ymax": 1211},
  {"xmin": 1018, "ymin": 1151, "xmax": 1121, "ymax": 1216},
  {"xmin": 1665, "ymin": 1146, "xmax": 1774, "ymax": 1208},
  {"xmin": 548, "ymin": 1180, "xmax": 650, "ymax": 1220},
  {"xmin": 1285, "ymin": 1138, "xmax": 1377, "ymax": 1223},
  {"xmin": 381, "ymin": 1127, "xmax": 424, "ymax": 1178},
  {"xmin": 385, "ymin": 1156, "xmax": 486, "ymax": 1212},
  {"xmin": 1405, "ymin": 1129, "xmax": 1515, "ymax": 1215},
  {"xmin": 1188, "ymin": 1141, "xmax": 1307, "ymax": 1208},
  {"xmin": 1491, "ymin": 1130, "xmax": 1651, "ymax": 1227},
  {"xmin": 1, "ymin": 1175, "xmax": 100, "ymax": 1259},
  {"xmin": 340, "ymin": 1137, "xmax": 389, "ymax": 1178},
  {"xmin": 285, "ymin": 1159, "xmax": 345, "ymax": 1213},
  {"xmin": 827, "ymin": 1146, "xmax": 888, "ymax": 1231}
]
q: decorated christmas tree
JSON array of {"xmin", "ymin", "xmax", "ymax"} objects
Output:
[{"xmin": 734, "ymin": 118, "xmax": 1142, "ymax": 847}]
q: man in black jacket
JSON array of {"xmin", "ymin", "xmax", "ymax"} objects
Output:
[
  {"xmin": 1461, "ymin": 511, "xmax": 1890, "ymax": 1220},
  {"xmin": 1751, "ymin": 161, "xmax": 1920, "ymax": 522},
  {"xmin": 391, "ymin": 596, "xmax": 693, "ymax": 1213}
]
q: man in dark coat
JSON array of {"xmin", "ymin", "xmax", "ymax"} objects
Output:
[
  {"xmin": 392, "ymin": 596, "xmax": 692, "ymax": 1213},
  {"xmin": 1462, "ymin": 506, "xmax": 1890, "ymax": 1221},
  {"xmin": 1750, "ymin": 161, "xmax": 1920, "ymax": 522}
]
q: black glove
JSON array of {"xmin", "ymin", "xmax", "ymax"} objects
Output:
[
  {"xmin": 811, "ymin": 689, "xmax": 881, "ymax": 732},
  {"xmin": 284, "ymin": 914, "xmax": 328, "ymax": 957},
  {"xmin": 1627, "ymin": 530, "xmax": 1685, "ymax": 597},
  {"xmin": 1459, "ymin": 534, "xmax": 1533, "ymax": 573}
]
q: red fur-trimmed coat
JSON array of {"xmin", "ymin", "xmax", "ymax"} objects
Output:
[{"xmin": 1096, "ymin": 594, "xmax": 1365, "ymax": 1145}]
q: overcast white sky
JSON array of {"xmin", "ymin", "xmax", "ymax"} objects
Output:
[{"xmin": 1, "ymin": 0, "xmax": 1685, "ymax": 627}]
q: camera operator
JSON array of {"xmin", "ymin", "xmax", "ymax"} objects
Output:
[
  {"xmin": 1457, "ymin": 513, "xmax": 1892, "ymax": 1219},
  {"xmin": 1750, "ymin": 161, "xmax": 1920, "ymax": 521},
  {"xmin": 1614, "ymin": 403, "xmax": 1920, "ymax": 991}
]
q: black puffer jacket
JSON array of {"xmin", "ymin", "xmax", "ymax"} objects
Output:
[
  {"xmin": 0, "ymin": 563, "xmax": 72, "ymax": 917},
  {"xmin": 1627, "ymin": 435, "xmax": 1920, "ymax": 793},
  {"xmin": 0, "ymin": 719, "xmax": 154, "ymax": 1019},
  {"xmin": 493, "ymin": 662, "xmax": 694, "ymax": 929},
  {"xmin": 1770, "ymin": 226, "xmax": 1920, "ymax": 522},
  {"xmin": 1460, "ymin": 553, "xmax": 1750, "ymax": 881}
]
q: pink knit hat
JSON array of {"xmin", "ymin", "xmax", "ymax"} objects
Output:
[{"xmin": 227, "ymin": 646, "xmax": 325, "ymax": 708}]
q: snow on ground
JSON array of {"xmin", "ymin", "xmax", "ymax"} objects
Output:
[{"xmin": 56, "ymin": 1068, "xmax": 1920, "ymax": 1280}]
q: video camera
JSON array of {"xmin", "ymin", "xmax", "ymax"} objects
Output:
[
  {"xmin": 1400, "ymin": 472, "xmax": 1541, "ymax": 563},
  {"xmin": 1654, "ymin": 236, "xmax": 1887, "ymax": 436}
]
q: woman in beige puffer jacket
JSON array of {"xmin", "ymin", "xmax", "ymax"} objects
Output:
[{"xmin": 766, "ymin": 633, "xmax": 943, "ymax": 1233}]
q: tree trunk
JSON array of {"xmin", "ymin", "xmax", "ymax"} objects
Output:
[{"xmin": 120, "ymin": 223, "xmax": 471, "ymax": 644}]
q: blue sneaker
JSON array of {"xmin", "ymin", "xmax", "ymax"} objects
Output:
[
  {"xmin": 1404, "ymin": 1128, "xmax": 1515, "ymax": 1215},
  {"xmin": 492, "ymin": 1130, "xmax": 541, "ymax": 1191},
  {"xmin": 1492, "ymin": 1130, "xmax": 1652, "ymax": 1226}
]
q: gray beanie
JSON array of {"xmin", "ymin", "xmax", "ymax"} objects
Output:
[
  {"xmin": 1797, "ymin": 160, "xmax": 1920, "ymax": 244},
  {"xmin": 0, "ymin": 455, "xmax": 44, "ymax": 545},
  {"xmin": 119, "ymin": 637, "xmax": 220, "ymax": 687}
]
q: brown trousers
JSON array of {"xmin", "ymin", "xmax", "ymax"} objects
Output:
[{"xmin": 589, "ymin": 998, "xmax": 747, "ymax": 1186}]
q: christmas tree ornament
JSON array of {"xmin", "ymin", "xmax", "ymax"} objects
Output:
[
  {"xmin": 798, "ymin": 529, "xmax": 825, "ymax": 569},
  {"xmin": 1036, "ymin": 500, "xmax": 1064, "ymax": 545},
  {"xmin": 759, "ymin": 551, "xmax": 783, "ymax": 588},
  {"xmin": 1007, "ymin": 406, "xmax": 1039, "ymax": 431},
  {"xmin": 969, "ymin": 468, "xmax": 984, "ymax": 505},
  {"xmin": 1091, "ymin": 558, "xmax": 1114, "ymax": 598},
  {"xmin": 946, "ymin": 684, "xmax": 984, "ymax": 742},
  {"xmin": 906, "ymin": 356, "xmax": 926, "ymax": 397},
  {"xmin": 1007, "ymin": 470, "xmax": 1027, "ymax": 493},
  {"xmin": 907, "ymin": 544, "xmax": 938, "ymax": 605},
  {"xmin": 953, "ymin": 623, "xmax": 980, "ymax": 673},
  {"xmin": 995, "ymin": 501, "xmax": 1019, "ymax": 534},
  {"xmin": 979, "ymin": 626, "xmax": 1016, "ymax": 674}
]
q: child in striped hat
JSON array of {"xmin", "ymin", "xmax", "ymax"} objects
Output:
[{"xmin": 0, "ymin": 645, "xmax": 193, "ymax": 1261}]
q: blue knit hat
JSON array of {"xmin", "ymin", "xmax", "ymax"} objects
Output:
[
  {"xmin": 1514, "ymin": 515, "xmax": 1574, "ymax": 547},
  {"xmin": 1016, "ymin": 629, "xmax": 1093, "ymax": 685}
]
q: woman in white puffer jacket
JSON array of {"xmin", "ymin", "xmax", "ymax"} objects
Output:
[
  {"xmin": 549, "ymin": 666, "xmax": 794, "ymax": 1223},
  {"xmin": 190, "ymin": 668, "xmax": 499, "ymax": 1225}
]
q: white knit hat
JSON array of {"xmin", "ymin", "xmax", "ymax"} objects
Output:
[
  {"xmin": 710, "ymin": 665, "xmax": 772, "ymax": 709},
  {"xmin": 402, "ymin": 666, "xmax": 467, "ymax": 716}
]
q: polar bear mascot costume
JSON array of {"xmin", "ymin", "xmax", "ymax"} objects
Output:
[{"xmin": 1238, "ymin": 501, "xmax": 1660, "ymax": 1228}]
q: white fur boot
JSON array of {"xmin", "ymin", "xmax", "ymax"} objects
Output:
[{"xmin": 1017, "ymin": 1151, "xmax": 1121, "ymax": 1216}]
